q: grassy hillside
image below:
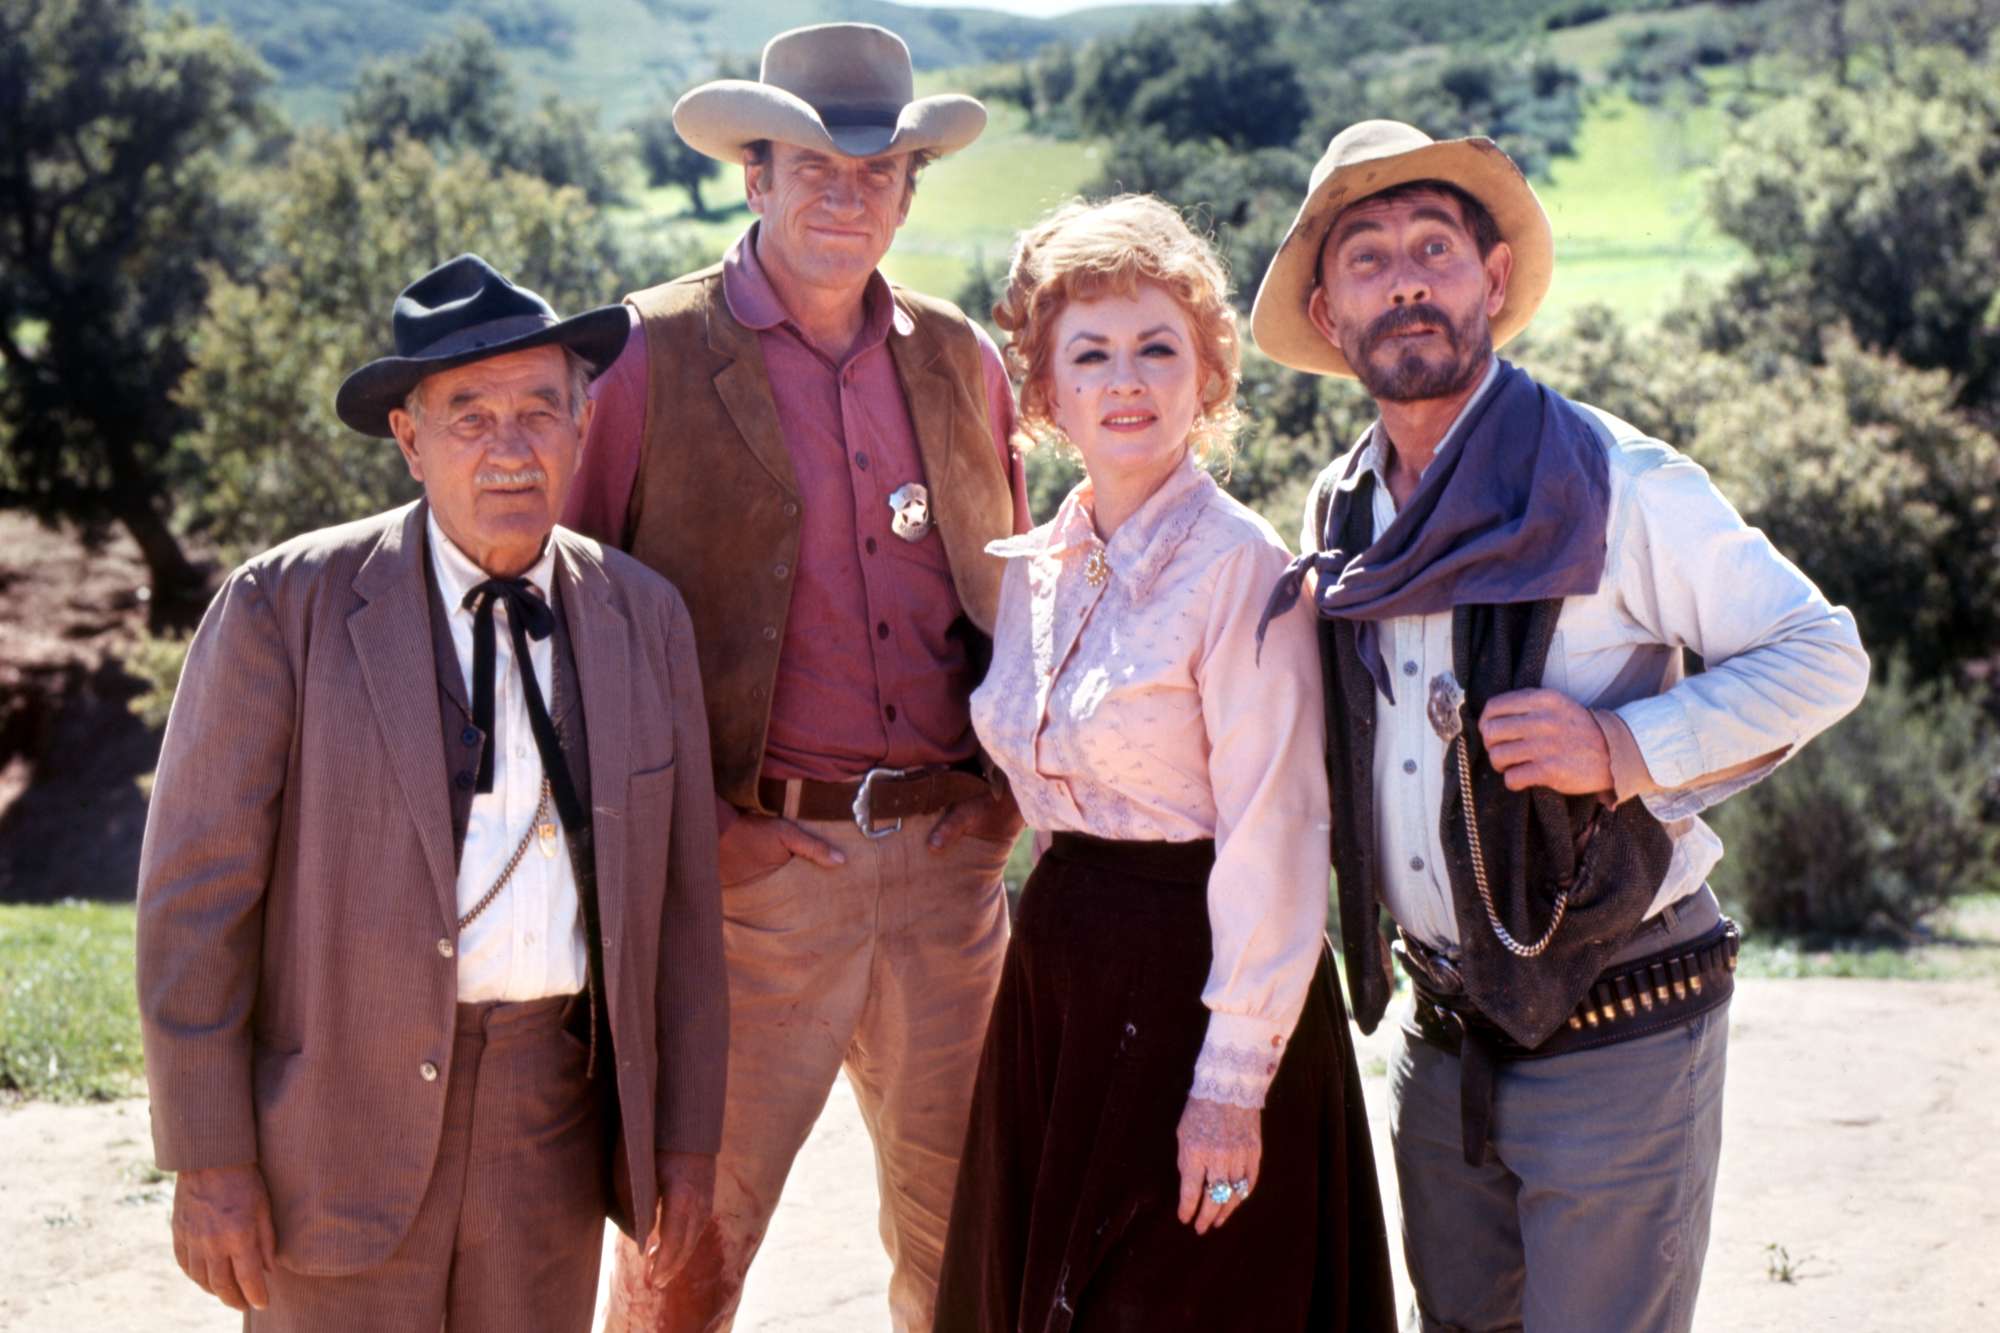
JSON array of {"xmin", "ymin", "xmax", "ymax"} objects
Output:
[{"xmin": 194, "ymin": 0, "xmax": 1174, "ymax": 125}]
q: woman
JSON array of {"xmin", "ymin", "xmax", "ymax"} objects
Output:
[{"xmin": 933, "ymin": 196, "xmax": 1395, "ymax": 1331}]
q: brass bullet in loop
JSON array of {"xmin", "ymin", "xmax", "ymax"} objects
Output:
[
  {"xmin": 1616, "ymin": 975, "xmax": 1637, "ymax": 1019},
  {"xmin": 1583, "ymin": 1007, "xmax": 1601, "ymax": 1028}
]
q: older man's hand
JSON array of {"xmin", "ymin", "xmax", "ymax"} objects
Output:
[
  {"xmin": 171, "ymin": 1163, "xmax": 276, "ymax": 1312},
  {"xmin": 644, "ymin": 1151, "xmax": 717, "ymax": 1288},
  {"xmin": 1477, "ymin": 688, "xmax": 1614, "ymax": 796}
]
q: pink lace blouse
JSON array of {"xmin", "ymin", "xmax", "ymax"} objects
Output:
[{"xmin": 972, "ymin": 456, "xmax": 1332, "ymax": 1108}]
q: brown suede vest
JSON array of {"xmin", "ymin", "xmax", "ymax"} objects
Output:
[{"xmin": 622, "ymin": 265, "xmax": 1013, "ymax": 811}]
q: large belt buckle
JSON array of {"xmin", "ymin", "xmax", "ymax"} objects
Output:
[{"xmin": 852, "ymin": 766, "xmax": 915, "ymax": 840}]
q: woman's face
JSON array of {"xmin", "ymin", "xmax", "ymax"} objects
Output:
[{"xmin": 1046, "ymin": 281, "xmax": 1205, "ymax": 497}]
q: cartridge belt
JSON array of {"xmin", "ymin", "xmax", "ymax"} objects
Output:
[{"xmin": 1400, "ymin": 919, "xmax": 1739, "ymax": 1165}]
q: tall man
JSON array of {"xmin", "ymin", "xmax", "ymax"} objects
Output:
[
  {"xmin": 137, "ymin": 255, "xmax": 728, "ymax": 1331},
  {"xmin": 563, "ymin": 23, "xmax": 1028, "ymax": 1333},
  {"xmin": 1251, "ymin": 122, "xmax": 1869, "ymax": 1331}
]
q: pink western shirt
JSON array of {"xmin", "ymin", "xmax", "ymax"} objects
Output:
[
  {"xmin": 564, "ymin": 229, "xmax": 1029, "ymax": 807},
  {"xmin": 973, "ymin": 456, "xmax": 1333, "ymax": 1109}
]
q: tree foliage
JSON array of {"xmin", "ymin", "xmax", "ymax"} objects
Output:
[
  {"xmin": 631, "ymin": 101, "xmax": 722, "ymax": 217},
  {"xmin": 344, "ymin": 25, "xmax": 628, "ymax": 205},
  {"xmin": 0, "ymin": 0, "xmax": 269, "ymax": 612}
]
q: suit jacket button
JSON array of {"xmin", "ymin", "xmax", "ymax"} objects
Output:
[
  {"xmin": 437, "ymin": 938, "xmax": 455, "ymax": 958},
  {"xmin": 419, "ymin": 1061, "xmax": 439, "ymax": 1082}
]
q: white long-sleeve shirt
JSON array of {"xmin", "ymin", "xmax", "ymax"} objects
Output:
[
  {"xmin": 1316, "ymin": 392, "xmax": 1871, "ymax": 950},
  {"xmin": 428, "ymin": 515, "xmax": 586, "ymax": 1001},
  {"xmin": 975, "ymin": 457, "xmax": 1331, "ymax": 1109}
]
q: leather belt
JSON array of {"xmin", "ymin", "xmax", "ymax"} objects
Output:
[
  {"xmin": 756, "ymin": 766, "xmax": 992, "ymax": 838},
  {"xmin": 1399, "ymin": 919, "xmax": 1739, "ymax": 1165}
]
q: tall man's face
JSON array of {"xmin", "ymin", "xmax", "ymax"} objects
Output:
[
  {"xmin": 745, "ymin": 142, "xmax": 915, "ymax": 296},
  {"xmin": 1306, "ymin": 188, "xmax": 1512, "ymax": 403}
]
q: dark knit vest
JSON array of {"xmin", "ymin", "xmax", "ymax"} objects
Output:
[{"xmin": 1318, "ymin": 471, "xmax": 1675, "ymax": 1049}]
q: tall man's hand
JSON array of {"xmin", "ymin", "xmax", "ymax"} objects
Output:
[
  {"xmin": 171, "ymin": 1163, "xmax": 276, "ymax": 1312},
  {"xmin": 716, "ymin": 812, "xmax": 844, "ymax": 886},
  {"xmin": 927, "ymin": 784, "xmax": 1024, "ymax": 854},
  {"xmin": 644, "ymin": 1151, "xmax": 717, "ymax": 1287},
  {"xmin": 1477, "ymin": 688, "xmax": 1614, "ymax": 796}
]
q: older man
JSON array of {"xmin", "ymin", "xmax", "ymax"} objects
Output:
[
  {"xmin": 564, "ymin": 23, "xmax": 1028, "ymax": 1333},
  {"xmin": 1251, "ymin": 122, "xmax": 1869, "ymax": 1331},
  {"xmin": 136, "ymin": 255, "xmax": 728, "ymax": 1331}
]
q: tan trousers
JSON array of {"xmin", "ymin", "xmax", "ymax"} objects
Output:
[
  {"xmin": 605, "ymin": 819, "xmax": 1012, "ymax": 1333},
  {"xmin": 251, "ymin": 995, "xmax": 607, "ymax": 1332}
]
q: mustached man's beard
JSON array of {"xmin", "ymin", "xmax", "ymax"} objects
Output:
[{"xmin": 1351, "ymin": 302, "xmax": 1492, "ymax": 404}]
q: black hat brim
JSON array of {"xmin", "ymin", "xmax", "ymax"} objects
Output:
[{"xmin": 335, "ymin": 303, "xmax": 632, "ymax": 438}]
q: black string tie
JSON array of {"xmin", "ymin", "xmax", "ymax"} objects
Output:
[{"xmin": 462, "ymin": 578, "xmax": 583, "ymax": 837}]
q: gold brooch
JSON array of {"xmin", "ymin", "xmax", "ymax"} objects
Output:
[{"xmin": 1082, "ymin": 547, "xmax": 1110, "ymax": 587}]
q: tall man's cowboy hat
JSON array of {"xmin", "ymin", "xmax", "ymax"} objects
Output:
[
  {"xmin": 1250, "ymin": 119, "xmax": 1555, "ymax": 378},
  {"xmin": 673, "ymin": 23, "xmax": 986, "ymax": 164},
  {"xmin": 335, "ymin": 254, "xmax": 631, "ymax": 438}
]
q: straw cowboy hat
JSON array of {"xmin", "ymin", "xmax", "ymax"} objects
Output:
[
  {"xmin": 335, "ymin": 254, "xmax": 630, "ymax": 438},
  {"xmin": 673, "ymin": 23, "xmax": 987, "ymax": 165},
  {"xmin": 1250, "ymin": 119, "xmax": 1554, "ymax": 378}
]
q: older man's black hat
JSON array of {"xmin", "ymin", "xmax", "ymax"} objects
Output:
[{"xmin": 336, "ymin": 254, "xmax": 630, "ymax": 438}]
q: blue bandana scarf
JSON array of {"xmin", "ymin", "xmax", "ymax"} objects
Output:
[{"xmin": 1258, "ymin": 361, "xmax": 1611, "ymax": 701}]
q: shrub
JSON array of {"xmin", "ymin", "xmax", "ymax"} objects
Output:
[{"xmin": 1707, "ymin": 659, "xmax": 2000, "ymax": 938}]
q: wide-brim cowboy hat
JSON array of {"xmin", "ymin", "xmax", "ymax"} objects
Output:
[
  {"xmin": 674, "ymin": 23, "xmax": 986, "ymax": 165},
  {"xmin": 336, "ymin": 253, "xmax": 631, "ymax": 438},
  {"xmin": 1250, "ymin": 119, "xmax": 1554, "ymax": 378}
]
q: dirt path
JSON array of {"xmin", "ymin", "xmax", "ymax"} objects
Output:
[{"xmin": 4, "ymin": 977, "xmax": 1995, "ymax": 1331}]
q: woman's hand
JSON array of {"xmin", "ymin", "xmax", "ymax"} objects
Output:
[{"xmin": 1175, "ymin": 1095, "xmax": 1262, "ymax": 1234}]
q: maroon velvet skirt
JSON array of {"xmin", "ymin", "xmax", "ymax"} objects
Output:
[{"xmin": 933, "ymin": 833, "xmax": 1396, "ymax": 1333}]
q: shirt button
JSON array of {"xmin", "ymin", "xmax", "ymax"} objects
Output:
[
  {"xmin": 762, "ymin": 625, "xmax": 778, "ymax": 641},
  {"xmin": 460, "ymin": 726, "xmax": 479, "ymax": 746},
  {"xmin": 865, "ymin": 537, "xmax": 878, "ymax": 555},
  {"xmin": 524, "ymin": 931, "xmax": 537, "ymax": 946},
  {"xmin": 419, "ymin": 1061, "xmax": 439, "ymax": 1082},
  {"xmin": 454, "ymin": 772, "xmax": 474, "ymax": 791},
  {"xmin": 1403, "ymin": 759, "xmax": 1418, "ymax": 775},
  {"xmin": 515, "ymin": 744, "xmax": 527, "ymax": 759},
  {"xmin": 436, "ymin": 938, "xmax": 454, "ymax": 958},
  {"xmin": 782, "ymin": 502, "xmax": 799, "ymax": 518},
  {"xmin": 1403, "ymin": 660, "xmax": 1419, "ymax": 677},
  {"xmin": 854, "ymin": 452, "xmax": 869, "ymax": 470},
  {"xmin": 876, "ymin": 622, "xmax": 889, "ymax": 640},
  {"xmin": 1410, "ymin": 856, "xmax": 1425, "ymax": 872},
  {"xmin": 773, "ymin": 563, "xmax": 789, "ymax": 580},
  {"xmin": 884, "ymin": 704, "xmax": 898, "ymax": 722},
  {"xmin": 602, "ymin": 935, "xmax": 613, "ymax": 949}
]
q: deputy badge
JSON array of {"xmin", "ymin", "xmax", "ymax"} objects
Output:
[{"xmin": 888, "ymin": 482, "xmax": 933, "ymax": 542}]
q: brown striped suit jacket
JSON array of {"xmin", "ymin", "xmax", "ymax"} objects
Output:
[{"xmin": 136, "ymin": 500, "xmax": 727, "ymax": 1276}]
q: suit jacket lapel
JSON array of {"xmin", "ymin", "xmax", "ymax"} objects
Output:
[
  {"xmin": 706, "ymin": 287, "xmax": 799, "ymax": 498},
  {"xmin": 350, "ymin": 502, "xmax": 460, "ymax": 932},
  {"xmin": 557, "ymin": 536, "xmax": 629, "ymax": 961}
]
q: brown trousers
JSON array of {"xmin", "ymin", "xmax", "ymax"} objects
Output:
[
  {"xmin": 250, "ymin": 995, "xmax": 607, "ymax": 1333},
  {"xmin": 605, "ymin": 820, "xmax": 1013, "ymax": 1333}
]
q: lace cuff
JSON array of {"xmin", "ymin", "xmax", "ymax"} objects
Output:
[{"xmin": 1188, "ymin": 1013, "xmax": 1289, "ymax": 1110}]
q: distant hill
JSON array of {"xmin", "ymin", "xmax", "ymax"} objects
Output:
[{"xmin": 191, "ymin": 0, "xmax": 1172, "ymax": 124}]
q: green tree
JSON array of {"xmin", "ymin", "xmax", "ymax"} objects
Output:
[
  {"xmin": 344, "ymin": 26, "xmax": 626, "ymax": 205},
  {"xmin": 0, "ymin": 0, "xmax": 268, "ymax": 614},
  {"xmin": 171, "ymin": 131, "xmax": 687, "ymax": 555},
  {"xmin": 1703, "ymin": 44, "xmax": 2000, "ymax": 404},
  {"xmin": 631, "ymin": 102, "xmax": 721, "ymax": 217}
]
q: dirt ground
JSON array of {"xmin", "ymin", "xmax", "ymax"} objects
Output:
[{"xmin": 3, "ymin": 975, "xmax": 1994, "ymax": 1332}]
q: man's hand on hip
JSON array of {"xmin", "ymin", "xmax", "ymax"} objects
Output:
[
  {"xmin": 1477, "ymin": 688, "xmax": 1614, "ymax": 796},
  {"xmin": 644, "ymin": 1151, "xmax": 717, "ymax": 1288},
  {"xmin": 716, "ymin": 811, "xmax": 844, "ymax": 886},
  {"xmin": 171, "ymin": 1163, "xmax": 276, "ymax": 1312},
  {"xmin": 927, "ymin": 783, "xmax": 1024, "ymax": 853}
]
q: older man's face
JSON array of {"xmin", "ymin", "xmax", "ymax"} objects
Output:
[
  {"xmin": 746, "ymin": 142, "xmax": 914, "ymax": 299},
  {"xmin": 1306, "ymin": 188, "xmax": 1512, "ymax": 403},
  {"xmin": 388, "ymin": 345, "xmax": 591, "ymax": 578}
]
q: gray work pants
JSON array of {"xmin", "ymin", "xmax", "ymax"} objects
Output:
[{"xmin": 1389, "ymin": 905, "xmax": 1731, "ymax": 1332}]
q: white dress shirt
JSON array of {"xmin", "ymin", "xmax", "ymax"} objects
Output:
[
  {"xmin": 977, "ymin": 459, "xmax": 1331, "ymax": 1108},
  {"xmin": 1313, "ymin": 369, "xmax": 1870, "ymax": 950},
  {"xmin": 428, "ymin": 515, "xmax": 587, "ymax": 1002}
]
